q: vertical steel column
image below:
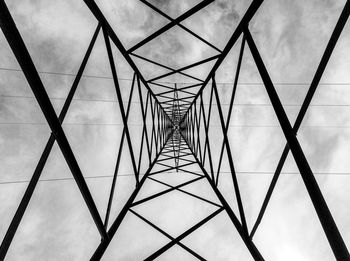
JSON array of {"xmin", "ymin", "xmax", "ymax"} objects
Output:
[
  {"xmin": 103, "ymin": 26, "xmax": 139, "ymax": 185},
  {"xmin": 0, "ymin": 0, "xmax": 107, "ymax": 240},
  {"xmin": 250, "ymin": 1, "xmax": 350, "ymax": 239},
  {"xmin": 199, "ymin": 93, "xmax": 215, "ymax": 181},
  {"xmin": 104, "ymin": 73, "xmax": 136, "ymax": 229},
  {"xmin": 212, "ymin": 76, "xmax": 248, "ymax": 236},
  {"xmin": 216, "ymin": 35, "xmax": 245, "ymax": 186},
  {"xmin": 245, "ymin": 27, "xmax": 350, "ymax": 261},
  {"xmin": 0, "ymin": 21, "xmax": 101, "ymax": 259}
]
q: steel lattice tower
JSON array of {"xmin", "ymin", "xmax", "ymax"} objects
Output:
[{"xmin": 0, "ymin": 0, "xmax": 350, "ymax": 260}]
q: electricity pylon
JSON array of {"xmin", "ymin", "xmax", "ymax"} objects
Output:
[{"xmin": 0, "ymin": 0, "xmax": 349, "ymax": 260}]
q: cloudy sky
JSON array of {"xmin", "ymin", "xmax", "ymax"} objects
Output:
[{"xmin": 1, "ymin": 0, "xmax": 350, "ymax": 260}]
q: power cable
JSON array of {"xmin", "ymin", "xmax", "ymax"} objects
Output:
[
  {"xmin": 0, "ymin": 122, "xmax": 349, "ymax": 128},
  {"xmin": 1, "ymin": 94, "xmax": 350, "ymax": 107},
  {"xmin": 1, "ymin": 170, "xmax": 349, "ymax": 186},
  {"xmin": 2, "ymin": 66, "xmax": 350, "ymax": 85}
]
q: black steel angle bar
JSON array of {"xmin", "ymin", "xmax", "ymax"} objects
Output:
[
  {"xmin": 145, "ymin": 207, "xmax": 224, "ymax": 261},
  {"xmin": 149, "ymin": 97, "xmax": 157, "ymax": 157},
  {"xmin": 0, "ymin": 21, "xmax": 102, "ymax": 258},
  {"xmin": 250, "ymin": 1, "xmax": 350, "ymax": 239},
  {"xmin": 216, "ymin": 35, "xmax": 245, "ymax": 186},
  {"xmin": 148, "ymin": 176, "xmax": 222, "ymax": 207},
  {"xmin": 157, "ymin": 88, "xmax": 196, "ymax": 97},
  {"xmin": 150, "ymin": 81, "xmax": 175, "ymax": 90},
  {"xmin": 139, "ymin": 0, "xmax": 221, "ymax": 53},
  {"xmin": 83, "ymin": 0, "xmax": 170, "ymax": 120},
  {"xmin": 182, "ymin": 133, "xmax": 265, "ymax": 261},
  {"xmin": 156, "ymin": 161, "xmax": 176, "ymax": 169},
  {"xmin": 103, "ymin": 27, "xmax": 139, "ymax": 184},
  {"xmin": 212, "ymin": 76, "xmax": 249, "ymax": 235},
  {"xmin": 245, "ymin": 27, "xmax": 350, "ymax": 261},
  {"xmin": 148, "ymin": 55, "xmax": 220, "ymax": 82},
  {"xmin": 137, "ymin": 75, "xmax": 152, "ymax": 167},
  {"xmin": 156, "ymin": 104, "xmax": 162, "ymax": 154},
  {"xmin": 0, "ymin": 2, "xmax": 107, "ymax": 240},
  {"xmin": 131, "ymin": 52, "xmax": 202, "ymax": 83},
  {"xmin": 179, "ymin": 0, "xmax": 263, "ymax": 121},
  {"xmin": 149, "ymin": 167, "xmax": 177, "ymax": 176},
  {"xmin": 129, "ymin": 209, "xmax": 206, "ymax": 261},
  {"xmin": 128, "ymin": 0, "xmax": 214, "ymax": 53},
  {"xmin": 194, "ymin": 102, "xmax": 202, "ymax": 161},
  {"xmin": 90, "ymin": 135, "xmax": 172, "ymax": 260},
  {"xmin": 177, "ymin": 168, "xmax": 204, "ymax": 177},
  {"xmin": 200, "ymin": 92, "xmax": 215, "ymax": 181},
  {"xmin": 130, "ymin": 176, "xmax": 204, "ymax": 207},
  {"xmin": 104, "ymin": 73, "xmax": 136, "ymax": 228},
  {"xmin": 144, "ymin": 92, "xmax": 153, "ymax": 162}
]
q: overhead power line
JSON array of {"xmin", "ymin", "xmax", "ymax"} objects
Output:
[
  {"xmin": 1, "ymin": 170, "xmax": 349, "ymax": 186},
  {"xmin": 2, "ymin": 66, "xmax": 350, "ymax": 85},
  {"xmin": 2, "ymin": 94, "xmax": 350, "ymax": 107},
  {"xmin": 0, "ymin": 122, "xmax": 350, "ymax": 129}
]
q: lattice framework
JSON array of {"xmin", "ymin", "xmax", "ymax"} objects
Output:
[{"xmin": 0, "ymin": 0, "xmax": 349, "ymax": 260}]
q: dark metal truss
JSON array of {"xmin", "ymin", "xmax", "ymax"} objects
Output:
[{"xmin": 0, "ymin": 0, "xmax": 349, "ymax": 260}]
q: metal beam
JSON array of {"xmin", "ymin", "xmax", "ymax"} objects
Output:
[
  {"xmin": 0, "ymin": 0, "xmax": 107, "ymax": 240},
  {"xmin": 0, "ymin": 22, "xmax": 102, "ymax": 259},
  {"xmin": 244, "ymin": 27, "xmax": 350, "ymax": 261}
]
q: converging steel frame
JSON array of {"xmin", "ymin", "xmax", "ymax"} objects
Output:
[{"xmin": 0, "ymin": 0, "xmax": 349, "ymax": 260}]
